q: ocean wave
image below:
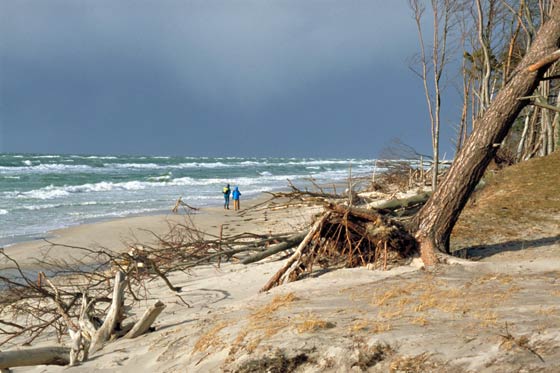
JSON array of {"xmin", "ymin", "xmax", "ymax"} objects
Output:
[
  {"xmin": 70, "ymin": 155, "xmax": 118, "ymax": 160},
  {"xmin": 33, "ymin": 155, "xmax": 61, "ymax": 159},
  {"xmin": 22, "ymin": 203, "xmax": 63, "ymax": 210},
  {"xmin": 0, "ymin": 209, "xmax": 8, "ymax": 215},
  {"xmin": 68, "ymin": 207, "xmax": 161, "ymax": 220},
  {"xmin": 7, "ymin": 181, "xmax": 150, "ymax": 200},
  {"xmin": 147, "ymin": 175, "xmax": 172, "ymax": 181},
  {"xmin": 0, "ymin": 163, "xmax": 96, "ymax": 173},
  {"xmin": 108, "ymin": 163, "xmax": 161, "ymax": 169},
  {"xmin": 20, "ymin": 201, "xmax": 98, "ymax": 210},
  {"xmin": 12, "ymin": 187, "xmax": 71, "ymax": 200},
  {"xmin": 19, "ymin": 199, "xmax": 158, "ymax": 211}
]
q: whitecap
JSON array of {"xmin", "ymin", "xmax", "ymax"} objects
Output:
[
  {"xmin": 0, "ymin": 164, "xmax": 95, "ymax": 173},
  {"xmin": 147, "ymin": 175, "xmax": 172, "ymax": 181},
  {"xmin": 6, "ymin": 180, "xmax": 151, "ymax": 200},
  {"xmin": 34, "ymin": 155, "xmax": 60, "ymax": 159},
  {"xmin": 14, "ymin": 186, "xmax": 70, "ymax": 200},
  {"xmin": 23, "ymin": 160, "xmax": 33, "ymax": 166},
  {"xmin": 22, "ymin": 203, "xmax": 62, "ymax": 210},
  {"xmin": 107, "ymin": 163, "xmax": 160, "ymax": 169},
  {"xmin": 85, "ymin": 155, "xmax": 118, "ymax": 159},
  {"xmin": 0, "ymin": 209, "xmax": 8, "ymax": 215}
]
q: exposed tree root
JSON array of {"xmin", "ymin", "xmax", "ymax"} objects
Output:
[{"xmin": 261, "ymin": 203, "xmax": 417, "ymax": 292}]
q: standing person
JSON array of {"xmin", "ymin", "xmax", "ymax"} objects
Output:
[
  {"xmin": 222, "ymin": 184, "xmax": 231, "ymax": 210},
  {"xmin": 232, "ymin": 186, "xmax": 241, "ymax": 211}
]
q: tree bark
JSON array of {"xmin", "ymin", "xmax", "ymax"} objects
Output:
[{"xmin": 411, "ymin": 3, "xmax": 560, "ymax": 264}]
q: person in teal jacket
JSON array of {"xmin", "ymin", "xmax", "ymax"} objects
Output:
[
  {"xmin": 222, "ymin": 184, "xmax": 231, "ymax": 209},
  {"xmin": 232, "ymin": 186, "xmax": 241, "ymax": 211}
]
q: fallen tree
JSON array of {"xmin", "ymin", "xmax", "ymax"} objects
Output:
[
  {"xmin": 411, "ymin": 3, "xmax": 560, "ymax": 264},
  {"xmin": 260, "ymin": 3, "xmax": 560, "ymax": 288},
  {"xmin": 261, "ymin": 204, "xmax": 417, "ymax": 292}
]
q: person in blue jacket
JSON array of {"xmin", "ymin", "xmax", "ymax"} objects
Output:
[
  {"xmin": 222, "ymin": 184, "xmax": 231, "ymax": 209},
  {"xmin": 232, "ymin": 186, "xmax": 241, "ymax": 211}
]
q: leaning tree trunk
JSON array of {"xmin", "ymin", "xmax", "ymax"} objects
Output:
[{"xmin": 411, "ymin": 3, "xmax": 560, "ymax": 265}]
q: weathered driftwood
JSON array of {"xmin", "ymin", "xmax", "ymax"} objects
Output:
[
  {"xmin": 172, "ymin": 196, "xmax": 200, "ymax": 213},
  {"xmin": 261, "ymin": 213, "xmax": 331, "ymax": 292},
  {"xmin": 69, "ymin": 328, "xmax": 84, "ymax": 366},
  {"xmin": 125, "ymin": 300, "xmax": 166, "ymax": 339},
  {"xmin": 369, "ymin": 192, "xmax": 431, "ymax": 211},
  {"xmin": 0, "ymin": 347, "xmax": 71, "ymax": 369},
  {"xmin": 241, "ymin": 232, "xmax": 307, "ymax": 265},
  {"xmin": 89, "ymin": 271, "xmax": 127, "ymax": 354}
]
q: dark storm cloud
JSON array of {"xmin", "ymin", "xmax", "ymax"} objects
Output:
[{"xmin": 0, "ymin": 0, "xmax": 453, "ymax": 157}]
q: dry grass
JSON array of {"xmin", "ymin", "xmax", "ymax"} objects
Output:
[
  {"xmin": 349, "ymin": 319, "xmax": 392, "ymax": 333},
  {"xmin": 193, "ymin": 320, "xmax": 230, "ymax": 353},
  {"xmin": 474, "ymin": 311, "xmax": 498, "ymax": 327},
  {"xmin": 350, "ymin": 319, "xmax": 369, "ymax": 332},
  {"xmin": 536, "ymin": 307, "xmax": 557, "ymax": 316},
  {"xmin": 296, "ymin": 317, "xmax": 336, "ymax": 333},
  {"xmin": 389, "ymin": 352, "xmax": 444, "ymax": 372},
  {"xmin": 250, "ymin": 292, "xmax": 298, "ymax": 318},
  {"xmin": 294, "ymin": 312, "xmax": 336, "ymax": 333},
  {"xmin": 452, "ymin": 151, "xmax": 560, "ymax": 249},
  {"xmin": 227, "ymin": 293, "xmax": 297, "ymax": 359},
  {"xmin": 361, "ymin": 270, "xmax": 524, "ymax": 334},
  {"xmin": 411, "ymin": 316, "xmax": 428, "ymax": 326},
  {"xmin": 474, "ymin": 273, "xmax": 514, "ymax": 285}
]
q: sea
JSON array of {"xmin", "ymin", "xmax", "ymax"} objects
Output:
[{"xmin": 0, "ymin": 153, "xmax": 378, "ymax": 247}]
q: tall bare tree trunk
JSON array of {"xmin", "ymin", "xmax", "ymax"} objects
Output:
[{"xmin": 411, "ymin": 3, "xmax": 560, "ymax": 264}]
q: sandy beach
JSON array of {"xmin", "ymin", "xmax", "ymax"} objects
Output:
[
  {"xmin": 2, "ymin": 158, "xmax": 560, "ymax": 372},
  {"xmin": 1, "ymin": 194, "xmax": 316, "ymax": 270},
  {"xmin": 4, "ymin": 1, "xmax": 560, "ymax": 371}
]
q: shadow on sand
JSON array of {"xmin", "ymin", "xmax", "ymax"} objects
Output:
[{"xmin": 458, "ymin": 234, "xmax": 560, "ymax": 260}]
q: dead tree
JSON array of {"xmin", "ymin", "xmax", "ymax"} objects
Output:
[
  {"xmin": 409, "ymin": 0, "xmax": 457, "ymax": 191},
  {"xmin": 261, "ymin": 204, "xmax": 418, "ymax": 292},
  {"xmin": 412, "ymin": 3, "xmax": 560, "ymax": 264}
]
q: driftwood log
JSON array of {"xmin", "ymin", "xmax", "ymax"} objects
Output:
[
  {"xmin": 0, "ymin": 347, "xmax": 71, "ymax": 369},
  {"xmin": 369, "ymin": 192, "xmax": 431, "ymax": 211},
  {"xmin": 89, "ymin": 271, "xmax": 127, "ymax": 354},
  {"xmin": 125, "ymin": 300, "xmax": 166, "ymax": 339},
  {"xmin": 241, "ymin": 232, "xmax": 307, "ymax": 264}
]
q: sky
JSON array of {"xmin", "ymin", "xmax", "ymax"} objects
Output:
[{"xmin": 0, "ymin": 0, "xmax": 461, "ymax": 158}]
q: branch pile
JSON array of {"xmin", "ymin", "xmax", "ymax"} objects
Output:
[{"xmin": 261, "ymin": 203, "xmax": 417, "ymax": 292}]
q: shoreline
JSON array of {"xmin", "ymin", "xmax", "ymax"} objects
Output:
[{"xmin": 0, "ymin": 191, "xmax": 312, "ymax": 271}]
